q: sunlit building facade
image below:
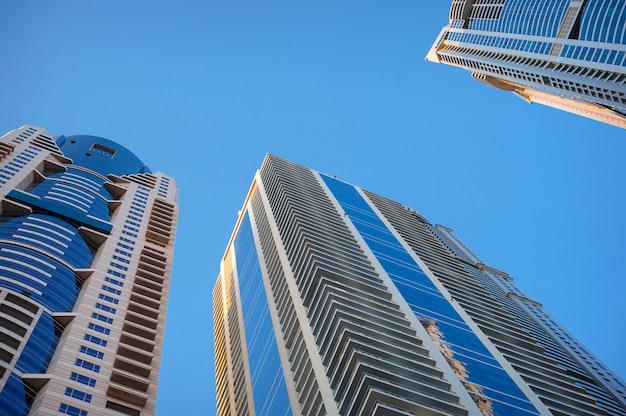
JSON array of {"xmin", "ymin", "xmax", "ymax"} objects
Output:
[
  {"xmin": 214, "ymin": 154, "xmax": 626, "ymax": 416},
  {"xmin": 0, "ymin": 126, "xmax": 178, "ymax": 416},
  {"xmin": 427, "ymin": 0, "xmax": 626, "ymax": 129}
]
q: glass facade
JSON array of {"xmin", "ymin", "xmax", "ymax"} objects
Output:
[
  {"xmin": 429, "ymin": 0, "xmax": 626, "ymax": 128},
  {"xmin": 0, "ymin": 212, "xmax": 93, "ymax": 414},
  {"xmin": 322, "ymin": 175, "xmax": 541, "ymax": 415},
  {"xmin": 26, "ymin": 167, "xmax": 113, "ymax": 220},
  {"xmin": 0, "ymin": 128, "xmax": 174, "ymax": 416},
  {"xmin": 233, "ymin": 212, "xmax": 292, "ymax": 416},
  {"xmin": 214, "ymin": 154, "xmax": 626, "ymax": 415},
  {"xmin": 0, "ymin": 215, "xmax": 91, "ymax": 310},
  {"xmin": 470, "ymin": 0, "xmax": 570, "ymax": 36},
  {"xmin": 579, "ymin": 0, "xmax": 626, "ymax": 43}
]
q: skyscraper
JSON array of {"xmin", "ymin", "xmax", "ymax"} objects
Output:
[
  {"xmin": 426, "ymin": 1, "xmax": 626, "ymax": 129},
  {"xmin": 0, "ymin": 126, "xmax": 178, "ymax": 416},
  {"xmin": 213, "ymin": 154, "xmax": 626, "ymax": 416}
]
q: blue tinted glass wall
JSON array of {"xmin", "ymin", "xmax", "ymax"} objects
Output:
[
  {"xmin": 579, "ymin": 0, "xmax": 626, "ymax": 43},
  {"xmin": 26, "ymin": 171, "xmax": 112, "ymax": 222},
  {"xmin": 0, "ymin": 313, "xmax": 59, "ymax": 415},
  {"xmin": 0, "ymin": 214, "xmax": 92, "ymax": 310},
  {"xmin": 322, "ymin": 175, "xmax": 542, "ymax": 415},
  {"xmin": 466, "ymin": 0, "xmax": 570, "ymax": 36},
  {"xmin": 234, "ymin": 212, "xmax": 292, "ymax": 416}
]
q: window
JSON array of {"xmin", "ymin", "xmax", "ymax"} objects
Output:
[
  {"xmin": 65, "ymin": 387, "xmax": 92, "ymax": 403},
  {"xmin": 117, "ymin": 243, "xmax": 134, "ymax": 251},
  {"xmin": 59, "ymin": 403, "xmax": 88, "ymax": 416},
  {"xmin": 88, "ymin": 323, "xmax": 111, "ymax": 335},
  {"xmin": 114, "ymin": 249, "xmax": 132, "ymax": 258},
  {"xmin": 107, "ymin": 269, "xmax": 125, "ymax": 279},
  {"xmin": 70, "ymin": 372, "xmax": 96, "ymax": 387},
  {"xmin": 98, "ymin": 294, "xmax": 119, "ymax": 304},
  {"xmin": 75, "ymin": 358, "xmax": 101, "ymax": 372},
  {"xmin": 104, "ymin": 277, "xmax": 124, "ymax": 286},
  {"xmin": 92, "ymin": 312, "xmax": 113, "ymax": 324},
  {"xmin": 102, "ymin": 285, "xmax": 121, "ymax": 295},
  {"xmin": 79, "ymin": 346, "xmax": 104, "ymax": 360},
  {"xmin": 112, "ymin": 255, "xmax": 131, "ymax": 264},
  {"xmin": 110, "ymin": 262, "xmax": 128, "ymax": 271},
  {"xmin": 95, "ymin": 303, "xmax": 116, "ymax": 314},
  {"xmin": 84, "ymin": 334, "xmax": 107, "ymax": 346},
  {"xmin": 90, "ymin": 142, "xmax": 116, "ymax": 157}
]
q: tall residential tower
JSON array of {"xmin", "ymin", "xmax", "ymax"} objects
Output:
[
  {"xmin": 427, "ymin": 0, "xmax": 626, "ymax": 129},
  {"xmin": 213, "ymin": 154, "xmax": 626, "ymax": 416},
  {"xmin": 0, "ymin": 126, "xmax": 178, "ymax": 416}
]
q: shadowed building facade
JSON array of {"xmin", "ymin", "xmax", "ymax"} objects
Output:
[
  {"xmin": 213, "ymin": 154, "xmax": 626, "ymax": 416},
  {"xmin": 0, "ymin": 126, "xmax": 178, "ymax": 416},
  {"xmin": 427, "ymin": 0, "xmax": 626, "ymax": 129}
]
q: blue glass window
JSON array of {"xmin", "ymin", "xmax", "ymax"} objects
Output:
[
  {"xmin": 233, "ymin": 213, "xmax": 292, "ymax": 416},
  {"xmin": 107, "ymin": 269, "xmax": 125, "ymax": 279},
  {"xmin": 92, "ymin": 313, "xmax": 114, "ymax": 324},
  {"xmin": 95, "ymin": 303, "xmax": 116, "ymax": 314},
  {"xmin": 607, "ymin": 49, "xmax": 617, "ymax": 64},
  {"xmin": 65, "ymin": 387, "xmax": 92, "ymax": 403},
  {"xmin": 79, "ymin": 346, "xmax": 104, "ymax": 360},
  {"xmin": 102, "ymin": 285, "xmax": 121, "ymax": 295},
  {"xmin": 104, "ymin": 277, "xmax": 124, "ymax": 286},
  {"xmin": 98, "ymin": 294, "xmax": 119, "ymax": 304},
  {"xmin": 109, "ymin": 262, "xmax": 128, "ymax": 271},
  {"xmin": 75, "ymin": 359, "xmax": 101, "ymax": 372},
  {"xmin": 70, "ymin": 372, "xmax": 96, "ymax": 387},
  {"xmin": 84, "ymin": 334, "xmax": 107, "ymax": 347},
  {"xmin": 88, "ymin": 323, "xmax": 111, "ymax": 335},
  {"xmin": 59, "ymin": 403, "xmax": 88, "ymax": 416}
]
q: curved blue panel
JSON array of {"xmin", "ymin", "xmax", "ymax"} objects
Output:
[
  {"xmin": 0, "ymin": 243, "xmax": 81, "ymax": 312},
  {"xmin": 47, "ymin": 167, "xmax": 114, "ymax": 200},
  {"xmin": 0, "ymin": 214, "xmax": 92, "ymax": 268},
  {"xmin": 579, "ymin": 0, "xmax": 626, "ymax": 43},
  {"xmin": 0, "ymin": 373, "xmax": 30, "ymax": 415},
  {"xmin": 468, "ymin": 0, "xmax": 570, "ymax": 37},
  {"xmin": 0, "ymin": 214, "xmax": 92, "ymax": 311},
  {"xmin": 56, "ymin": 135, "xmax": 150, "ymax": 176},
  {"xmin": 0, "ymin": 212, "xmax": 93, "ymax": 414},
  {"xmin": 28, "ymin": 170, "xmax": 112, "ymax": 221},
  {"xmin": 0, "ymin": 313, "xmax": 58, "ymax": 414},
  {"xmin": 15, "ymin": 312, "xmax": 57, "ymax": 374}
]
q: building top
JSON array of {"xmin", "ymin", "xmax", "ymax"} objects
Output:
[{"xmin": 56, "ymin": 134, "xmax": 151, "ymax": 177}]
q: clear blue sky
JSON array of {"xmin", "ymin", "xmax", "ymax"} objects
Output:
[{"xmin": 1, "ymin": 2, "xmax": 625, "ymax": 414}]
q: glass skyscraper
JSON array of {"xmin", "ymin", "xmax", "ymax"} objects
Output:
[
  {"xmin": 427, "ymin": 0, "xmax": 626, "ymax": 129},
  {"xmin": 213, "ymin": 154, "xmax": 626, "ymax": 415},
  {"xmin": 0, "ymin": 126, "xmax": 178, "ymax": 416}
]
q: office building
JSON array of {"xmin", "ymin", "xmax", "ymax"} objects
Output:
[
  {"xmin": 426, "ymin": 1, "xmax": 626, "ymax": 129},
  {"xmin": 0, "ymin": 126, "xmax": 178, "ymax": 416},
  {"xmin": 213, "ymin": 154, "xmax": 626, "ymax": 415}
]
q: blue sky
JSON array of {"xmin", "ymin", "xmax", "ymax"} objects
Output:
[{"xmin": 1, "ymin": 2, "xmax": 625, "ymax": 414}]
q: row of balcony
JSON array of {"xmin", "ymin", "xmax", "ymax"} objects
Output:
[
  {"xmin": 0, "ymin": 291, "xmax": 40, "ymax": 387},
  {"xmin": 261, "ymin": 157, "xmax": 468, "ymax": 416},
  {"xmin": 107, "ymin": 245, "xmax": 167, "ymax": 409}
]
